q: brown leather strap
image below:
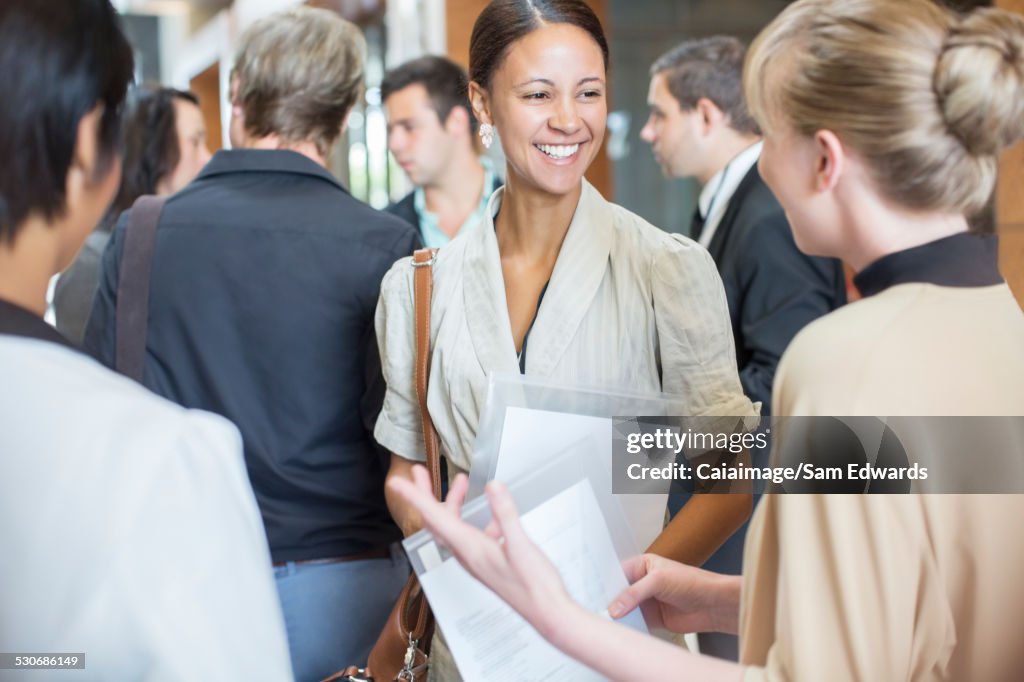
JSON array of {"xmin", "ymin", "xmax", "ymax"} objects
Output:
[
  {"xmin": 115, "ymin": 195, "xmax": 167, "ymax": 382},
  {"xmin": 410, "ymin": 247, "xmax": 441, "ymax": 644},
  {"xmin": 412, "ymin": 247, "xmax": 442, "ymax": 500}
]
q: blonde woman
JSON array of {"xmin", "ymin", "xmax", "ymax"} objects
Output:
[{"xmin": 391, "ymin": 0, "xmax": 1024, "ymax": 679}]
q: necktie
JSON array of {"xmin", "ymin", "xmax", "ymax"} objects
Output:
[{"xmin": 690, "ymin": 206, "xmax": 706, "ymax": 242}]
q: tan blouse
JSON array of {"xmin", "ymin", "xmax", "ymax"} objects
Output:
[{"xmin": 740, "ymin": 282, "xmax": 1024, "ymax": 681}]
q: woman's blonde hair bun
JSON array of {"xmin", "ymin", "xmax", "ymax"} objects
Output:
[{"xmin": 936, "ymin": 8, "xmax": 1024, "ymax": 157}]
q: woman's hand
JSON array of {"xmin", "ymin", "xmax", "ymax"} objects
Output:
[
  {"xmin": 387, "ymin": 467, "xmax": 577, "ymax": 638},
  {"xmin": 384, "ymin": 453, "xmax": 430, "ymax": 536},
  {"xmin": 609, "ymin": 553, "xmax": 742, "ymax": 635}
]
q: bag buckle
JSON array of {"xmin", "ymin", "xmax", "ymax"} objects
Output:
[
  {"xmin": 411, "ymin": 249, "xmax": 438, "ymax": 268},
  {"xmin": 397, "ymin": 633, "xmax": 421, "ymax": 681}
]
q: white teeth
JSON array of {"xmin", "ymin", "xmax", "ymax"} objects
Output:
[{"xmin": 535, "ymin": 143, "xmax": 579, "ymax": 159}]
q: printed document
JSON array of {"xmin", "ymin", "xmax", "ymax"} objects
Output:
[
  {"xmin": 491, "ymin": 406, "xmax": 668, "ymax": 549},
  {"xmin": 417, "ymin": 478, "xmax": 647, "ymax": 681}
]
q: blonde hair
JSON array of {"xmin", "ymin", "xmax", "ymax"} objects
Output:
[
  {"xmin": 745, "ymin": 0, "xmax": 1024, "ymax": 217},
  {"xmin": 232, "ymin": 7, "xmax": 366, "ymax": 157}
]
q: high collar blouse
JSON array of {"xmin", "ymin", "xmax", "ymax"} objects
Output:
[{"xmin": 374, "ymin": 179, "xmax": 758, "ymax": 473}]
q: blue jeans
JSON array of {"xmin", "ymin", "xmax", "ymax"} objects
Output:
[{"xmin": 274, "ymin": 544, "xmax": 410, "ymax": 682}]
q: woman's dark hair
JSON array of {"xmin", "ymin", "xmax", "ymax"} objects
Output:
[
  {"xmin": 0, "ymin": 0, "xmax": 133, "ymax": 243},
  {"xmin": 469, "ymin": 0, "xmax": 609, "ymax": 90},
  {"xmin": 109, "ymin": 85, "xmax": 200, "ymax": 216}
]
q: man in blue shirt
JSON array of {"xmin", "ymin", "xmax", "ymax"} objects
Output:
[{"xmin": 383, "ymin": 56, "xmax": 501, "ymax": 247}]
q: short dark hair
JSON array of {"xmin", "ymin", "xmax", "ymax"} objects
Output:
[
  {"xmin": 382, "ymin": 56, "xmax": 476, "ymax": 133},
  {"xmin": 0, "ymin": 0, "xmax": 133, "ymax": 244},
  {"xmin": 110, "ymin": 85, "xmax": 200, "ymax": 216},
  {"xmin": 651, "ymin": 36, "xmax": 759, "ymax": 136},
  {"xmin": 469, "ymin": 0, "xmax": 609, "ymax": 91}
]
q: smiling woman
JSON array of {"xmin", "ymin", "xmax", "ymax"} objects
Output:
[{"xmin": 373, "ymin": 3, "xmax": 759, "ymax": 677}]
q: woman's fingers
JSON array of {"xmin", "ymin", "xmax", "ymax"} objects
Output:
[
  {"xmin": 483, "ymin": 520, "xmax": 502, "ymax": 540},
  {"xmin": 410, "ymin": 464, "xmax": 434, "ymax": 493},
  {"xmin": 445, "ymin": 473, "xmax": 469, "ymax": 513},
  {"xmin": 394, "ymin": 475, "xmax": 570, "ymax": 623},
  {"xmin": 485, "ymin": 481, "xmax": 528, "ymax": 550},
  {"xmin": 388, "ymin": 474, "xmax": 433, "ymax": 514},
  {"xmin": 390, "ymin": 474, "xmax": 508, "ymax": 578},
  {"xmin": 623, "ymin": 554, "xmax": 654, "ymax": 585},
  {"xmin": 609, "ymin": 570, "xmax": 662, "ymax": 619}
]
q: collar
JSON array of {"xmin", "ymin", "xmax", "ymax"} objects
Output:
[
  {"xmin": 413, "ymin": 157, "xmax": 497, "ymax": 248},
  {"xmin": 463, "ymin": 179, "xmax": 613, "ymax": 377},
  {"xmin": 195, "ymin": 149, "xmax": 347, "ymax": 192},
  {"xmin": 853, "ymin": 232, "xmax": 1003, "ymax": 297},
  {"xmin": 698, "ymin": 140, "xmax": 763, "ymax": 219},
  {"xmin": 0, "ymin": 298, "xmax": 78, "ymax": 351}
]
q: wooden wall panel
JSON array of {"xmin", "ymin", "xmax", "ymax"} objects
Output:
[
  {"xmin": 445, "ymin": 0, "xmax": 485, "ymax": 70},
  {"xmin": 445, "ymin": 0, "xmax": 613, "ymax": 199},
  {"xmin": 996, "ymin": 0, "xmax": 1024, "ymax": 308},
  {"xmin": 190, "ymin": 62, "xmax": 223, "ymax": 154},
  {"xmin": 996, "ymin": 143, "xmax": 1024, "ymax": 308}
]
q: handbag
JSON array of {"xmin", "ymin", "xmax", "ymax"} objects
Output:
[{"xmin": 327, "ymin": 247, "xmax": 443, "ymax": 682}]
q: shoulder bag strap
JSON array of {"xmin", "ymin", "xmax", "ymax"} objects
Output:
[
  {"xmin": 408, "ymin": 247, "xmax": 441, "ymax": 644},
  {"xmin": 412, "ymin": 247, "xmax": 442, "ymax": 499},
  {"xmin": 115, "ymin": 195, "xmax": 166, "ymax": 382}
]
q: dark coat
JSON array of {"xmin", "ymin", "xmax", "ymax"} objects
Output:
[
  {"xmin": 706, "ymin": 165, "xmax": 846, "ymax": 415},
  {"xmin": 84, "ymin": 149, "xmax": 422, "ymax": 563}
]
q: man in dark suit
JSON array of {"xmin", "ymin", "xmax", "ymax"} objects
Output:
[
  {"xmin": 639, "ymin": 36, "xmax": 847, "ymax": 662},
  {"xmin": 641, "ymin": 36, "xmax": 846, "ymax": 415},
  {"xmin": 382, "ymin": 56, "xmax": 501, "ymax": 247}
]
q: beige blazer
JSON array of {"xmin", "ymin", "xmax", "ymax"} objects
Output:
[
  {"xmin": 374, "ymin": 179, "xmax": 757, "ymax": 473},
  {"xmin": 741, "ymin": 283, "xmax": 1024, "ymax": 681}
]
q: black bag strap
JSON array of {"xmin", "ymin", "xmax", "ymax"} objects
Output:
[{"xmin": 115, "ymin": 195, "xmax": 166, "ymax": 382}]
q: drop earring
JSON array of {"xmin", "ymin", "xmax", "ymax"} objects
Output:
[{"xmin": 479, "ymin": 123, "xmax": 494, "ymax": 149}]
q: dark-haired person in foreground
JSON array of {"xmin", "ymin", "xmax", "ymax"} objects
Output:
[
  {"xmin": 383, "ymin": 55, "xmax": 502, "ymax": 247},
  {"xmin": 85, "ymin": 7, "xmax": 420, "ymax": 681},
  {"xmin": 0, "ymin": 1, "xmax": 292, "ymax": 679},
  {"xmin": 54, "ymin": 84, "xmax": 210, "ymax": 343}
]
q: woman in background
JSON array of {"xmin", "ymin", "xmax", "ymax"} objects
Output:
[
  {"xmin": 54, "ymin": 84, "xmax": 210, "ymax": 343},
  {"xmin": 391, "ymin": 0, "xmax": 1024, "ymax": 679}
]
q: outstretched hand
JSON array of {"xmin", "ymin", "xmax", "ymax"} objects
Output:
[
  {"xmin": 387, "ymin": 467, "xmax": 576, "ymax": 637},
  {"xmin": 609, "ymin": 553, "xmax": 740, "ymax": 636}
]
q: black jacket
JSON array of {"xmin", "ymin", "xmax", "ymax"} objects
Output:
[
  {"xmin": 706, "ymin": 165, "xmax": 846, "ymax": 415},
  {"xmin": 669, "ymin": 165, "xmax": 846, "ymax": 591},
  {"xmin": 84, "ymin": 149, "xmax": 422, "ymax": 562}
]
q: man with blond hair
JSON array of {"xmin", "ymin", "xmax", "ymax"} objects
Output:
[{"xmin": 85, "ymin": 8, "xmax": 420, "ymax": 680}]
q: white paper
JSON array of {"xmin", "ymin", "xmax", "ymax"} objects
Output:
[
  {"xmin": 419, "ymin": 479, "xmax": 646, "ymax": 682},
  {"xmin": 491, "ymin": 407, "xmax": 668, "ymax": 550}
]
